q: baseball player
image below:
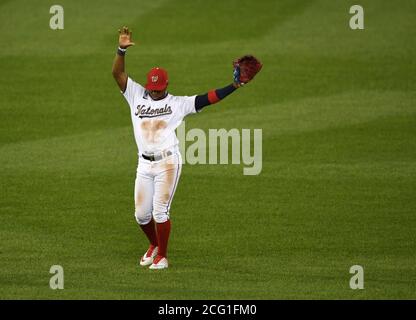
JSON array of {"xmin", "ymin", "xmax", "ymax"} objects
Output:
[{"xmin": 112, "ymin": 27, "xmax": 261, "ymax": 269}]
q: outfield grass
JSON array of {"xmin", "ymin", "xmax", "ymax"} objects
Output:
[{"xmin": 1, "ymin": 0, "xmax": 415, "ymax": 299}]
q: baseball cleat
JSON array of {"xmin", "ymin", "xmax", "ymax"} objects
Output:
[
  {"xmin": 139, "ymin": 245, "xmax": 158, "ymax": 266},
  {"xmin": 149, "ymin": 255, "xmax": 168, "ymax": 270}
]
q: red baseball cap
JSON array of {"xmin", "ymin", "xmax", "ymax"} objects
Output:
[{"xmin": 145, "ymin": 67, "xmax": 169, "ymax": 91}]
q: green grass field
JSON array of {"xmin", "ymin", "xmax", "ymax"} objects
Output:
[{"xmin": 1, "ymin": 0, "xmax": 415, "ymax": 299}]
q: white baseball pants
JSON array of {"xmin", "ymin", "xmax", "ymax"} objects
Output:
[{"xmin": 134, "ymin": 152, "xmax": 182, "ymax": 225}]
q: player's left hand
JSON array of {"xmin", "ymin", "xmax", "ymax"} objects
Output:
[{"xmin": 233, "ymin": 55, "xmax": 263, "ymax": 87}]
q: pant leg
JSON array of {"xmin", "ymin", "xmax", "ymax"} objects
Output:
[
  {"xmin": 152, "ymin": 153, "xmax": 182, "ymax": 223},
  {"xmin": 134, "ymin": 160, "xmax": 155, "ymax": 225}
]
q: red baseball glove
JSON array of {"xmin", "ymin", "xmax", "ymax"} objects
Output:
[{"xmin": 233, "ymin": 55, "xmax": 263, "ymax": 87}]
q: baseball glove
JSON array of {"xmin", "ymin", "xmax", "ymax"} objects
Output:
[{"xmin": 233, "ymin": 55, "xmax": 263, "ymax": 87}]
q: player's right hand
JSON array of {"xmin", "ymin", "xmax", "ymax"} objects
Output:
[{"xmin": 118, "ymin": 26, "xmax": 135, "ymax": 49}]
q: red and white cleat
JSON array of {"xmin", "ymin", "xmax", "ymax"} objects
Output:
[
  {"xmin": 149, "ymin": 255, "xmax": 168, "ymax": 270},
  {"xmin": 139, "ymin": 245, "xmax": 158, "ymax": 266}
]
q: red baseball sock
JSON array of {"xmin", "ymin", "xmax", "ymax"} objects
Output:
[
  {"xmin": 139, "ymin": 219, "xmax": 158, "ymax": 247},
  {"xmin": 156, "ymin": 220, "xmax": 171, "ymax": 258}
]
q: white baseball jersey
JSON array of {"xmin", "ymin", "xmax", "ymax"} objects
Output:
[{"xmin": 122, "ymin": 77, "xmax": 196, "ymax": 155}]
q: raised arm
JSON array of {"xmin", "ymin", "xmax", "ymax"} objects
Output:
[
  {"xmin": 195, "ymin": 55, "xmax": 262, "ymax": 112},
  {"xmin": 195, "ymin": 83, "xmax": 239, "ymax": 112},
  {"xmin": 112, "ymin": 26, "xmax": 135, "ymax": 92}
]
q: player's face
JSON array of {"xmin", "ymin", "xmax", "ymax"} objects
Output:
[{"xmin": 149, "ymin": 89, "xmax": 167, "ymax": 100}]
